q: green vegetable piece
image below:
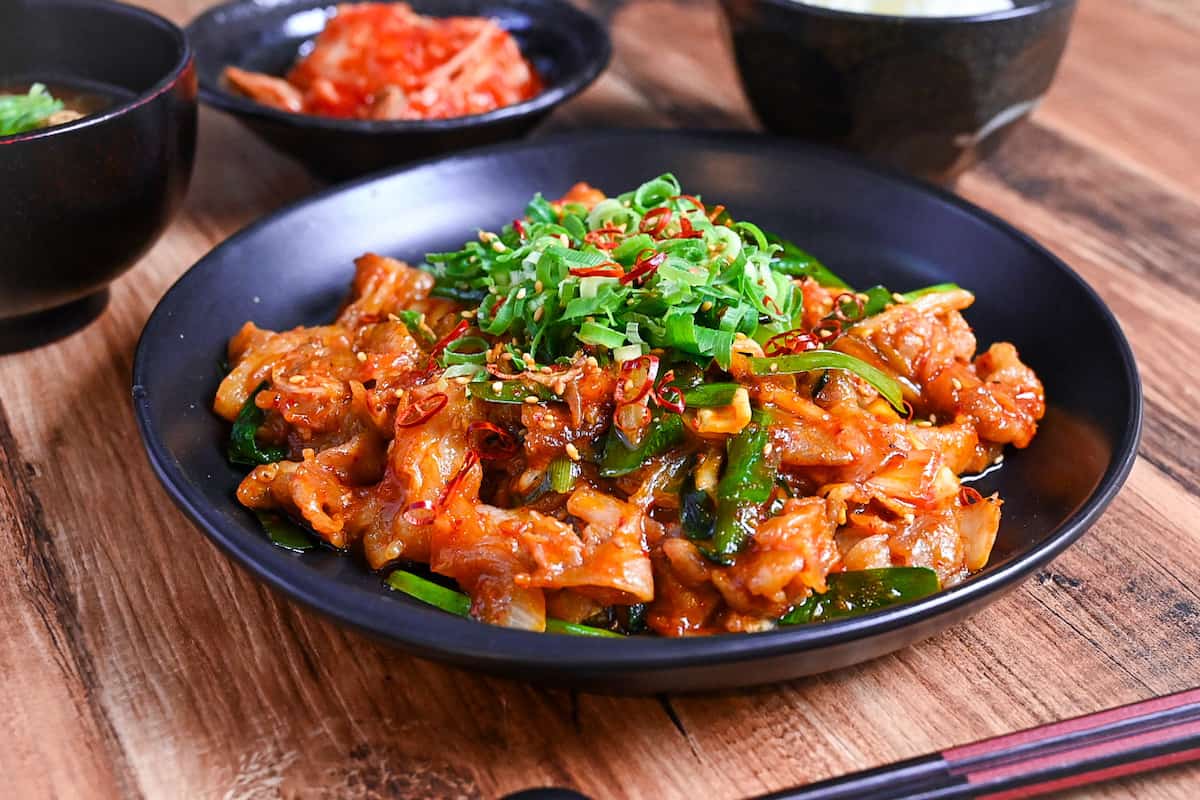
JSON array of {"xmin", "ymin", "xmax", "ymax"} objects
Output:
[
  {"xmin": 900, "ymin": 283, "xmax": 963, "ymax": 302},
  {"xmin": 682, "ymin": 383, "xmax": 740, "ymax": 408},
  {"xmin": 548, "ymin": 455, "xmax": 579, "ymax": 493},
  {"xmin": 599, "ymin": 413, "xmax": 686, "ymax": 477},
  {"xmin": 704, "ymin": 410, "xmax": 774, "ymax": 563},
  {"xmin": 858, "ymin": 285, "xmax": 894, "ymax": 318},
  {"xmin": 442, "ymin": 335, "xmax": 489, "ymax": 365},
  {"xmin": 468, "ymin": 380, "xmax": 556, "ymax": 405},
  {"xmin": 780, "ymin": 567, "xmax": 940, "ymax": 625},
  {"xmin": 387, "ymin": 570, "xmax": 624, "ymax": 637},
  {"xmin": 228, "ymin": 383, "xmax": 288, "ymax": 466},
  {"xmin": 717, "ymin": 410, "xmax": 775, "ymax": 504},
  {"xmin": 545, "ymin": 619, "xmax": 624, "ymax": 638},
  {"xmin": 0, "ymin": 84, "xmax": 64, "ymax": 137},
  {"xmin": 387, "ymin": 571, "xmax": 472, "ymax": 616},
  {"xmin": 255, "ymin": 512, "xmax": 315, "ymax": 553},
  {"xmin": 763, "ymin": 231, "xmax": 851, "ymax": 289},
  {"xmin": 748, "ymin": 351, "xmax": 905, "ymax": 412}
]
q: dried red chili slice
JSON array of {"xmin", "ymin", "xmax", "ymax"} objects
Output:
[
  {"xmin": 467, "ymin": 421, "xmax": 519, "ymax": 459},
  {"xmin": 614, "ymin": 354, "xmax": 660, "ymax": 405},
  {"xmin": 396, "ymin": 393, "xmax": 448, "ymax": 427}
]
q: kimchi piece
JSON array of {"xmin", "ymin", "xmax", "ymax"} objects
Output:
[
  {"xmin": 214, "ymin": 175, "xmax": 1046, "ymax": 637},
  {"xmin": 222, "ymin": 2, "xmax": 542, "ymax": 120}
]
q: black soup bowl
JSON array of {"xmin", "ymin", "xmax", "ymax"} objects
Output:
[
  {"xmin": 133, "ymin": 131, "xmax": 1141, "ymax": 693},
  {"xmin": 719, "ymin": 0, "xmax": 1078, "ymax": 184},
  {"xmin": 0, "ymin": 0, "xmax": 196, "ymax": 329},
  {"xmin": 186, "ymin": 0, "xmax": 611, "ymax": 181}
]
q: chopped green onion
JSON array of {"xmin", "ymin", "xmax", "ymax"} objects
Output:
[
  {"xmin": 256, "ymin": 512, "xmax": 315, "ymax": 552},
  {"xmin": 442, "ymin": 335, "xmax": 489, "ymax": 365},
  {"xmin": 682, "ymin": 383, "xmax": 740, "ymax": 408},
  {"xmin": 578, "ymin": 321, "xmax": 627, "ymax": 349},
  {"xmin": 780, "ymin": 567, "xmax": 940, "ymax": 625},
  {"xmin": 545, "ymin": 619, "xmax": 623, "ymax": 638},
  {"xmin": 702, "ymin": 410, "xmax": 775, "ymax": 564},
  {"xmin": 548, "ymin": 456, "xmax": 579, "ymax": 493},
  {"xmin": 387, "ymin": 571, "xmax": 472, "ymax": 616},
  {"xmin": 387, "ymin": 570, "xmax": 624, "ymax": 636},
  {"xmin": 0, "ymin": 84, "xmax": 64, "ymax": 137},
  {"xmin": 763, "ymin": 231, "xmax": 850, "ymax": 288},
  {"xmin": 748, "ymin": 352, "xmax": 905, "ymax": 412},
  {"xmin": 900, "ymin": 283, "xmax": 963, "ymax": 302},
  {"xmin": 468, "ymin": 380, "xmax": 556, "ymax": 405},
  {"xmin": 442, "ymin": 363, "xmax": 486, "ymax": 380},
  {"xmin": 600, "ymin": 413, "xmax": 686, "ymax": 477}
]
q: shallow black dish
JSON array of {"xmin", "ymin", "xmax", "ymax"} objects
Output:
[
  {"xmin": 0, "ymin": 0, "xmax": 196, "ymax": 336},
  {"xmin": 133, "ymin": 131, "xmax": 1140, "ymax": 693},
  {"xmin": 719, "ymin": 0, "xmax": 1077, "ymax": 185},
  {"xmin": 186, "ymin": 0, "xmax": 610, "ymax": 181}
]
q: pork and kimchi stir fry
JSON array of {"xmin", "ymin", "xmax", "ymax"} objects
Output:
[
  {"xmin": 214, "ymin": 175, "xmax": 1045, "ymax": 637},
  {"xmin": 223, "ymin": 3, "xmax": 542, "ymax": 121}
]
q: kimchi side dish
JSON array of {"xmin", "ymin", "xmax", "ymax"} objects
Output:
[
  {"xmin": 222, "ymin": 3, "xmax": 542, "ymax": 121},
  {"xmin": 214, "ymin": 175, "xmax": 1046, "ymax": 637}
]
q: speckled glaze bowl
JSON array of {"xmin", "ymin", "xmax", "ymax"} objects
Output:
[
  {"xmin": 0, "ymin": 0, "xmax": 196, "ymax": 334},
  {"xmin": 718, "ymin": 0, "xmax": 1077, "ymax": 184}
]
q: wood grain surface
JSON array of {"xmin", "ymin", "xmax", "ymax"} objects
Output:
[{"xmin": 2, "ymin": 1, "xmax": 1198, "ymax": 798}]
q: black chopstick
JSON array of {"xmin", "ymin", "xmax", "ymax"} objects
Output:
[{"xmin": 756, "ymin": 688, "xmax": 1200, "ymax": 800}]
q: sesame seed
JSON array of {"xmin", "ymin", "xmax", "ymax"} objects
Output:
[
  {"xmin": 524, "ymin": 395, "xmax": 539, "ymax": 404},
  {"xmin": 455, "ymin": 376, "xmax": 471, "ymax": 385},
  {"xmin": 892, "ymin": 292, "xmax": 906, "ymax": 303},
  {"xmin": 559, "ymin": 235, "xmax": 570, "ymax": 247},
  {"xmin": 994, "ymin": 454, "xmax": 1005, "ymax": 465},
  {"xmin": 516, "ymin": 287, "xmax": 527, "ymax": 300},
  {"xmin": 769, "ymin": 362, "xmax": 779, "ymax": 373},
  {"xmin": 916, "ymin": 420, "xmax": 933, "ymax": 428},
  {"xmin": 734, "ymin": 332, "xmax": 748, "ymax": 340},
  {"xmin": 356, "ymin": 351, "xmax": 367, "ymax": 362},
  {"xmin": 289, "ymin": 375, "xmax": 305, "ymax": 384},
  {"xmin": 762, "ymin": 443, "xmax": 774, "ymax": 457},
  {"xmin": 534, "ymin": 280, "xmax": 544, "ymax": 293},
  {"xmin": 388, "ymin": 313, "xmax": 402, "ymax": 323},
  {"xmin": 701, "ymin": 301, "xmax": 714, "ymax": 312},
  {"xmin": 951, "ymin": 378, "xmax": 963, "ymax": 390},
  {"xmin": 492, "ymin": 381, "xmax": 503, "ymax": 392},
  {"xmin": 533, "ymin": 306, "xmax": 545, "ymax": 322},
  {"xmin": 461, "ymin": 309, "xmax": 476, "ymax": 319},
  {"xmin": 929, "ymin": 414, "xmax": 938, "ymax": 424},
  {"xmin": 553, "ymin": 381, "xmax": 566, "ymax": 395},
  {"xmin": 492, "ymin": 241, "xmax": 506, "ymax": 253},
  {"xmin": 565, "ymin": 443, "xmax": 581, "ymax": 461}
]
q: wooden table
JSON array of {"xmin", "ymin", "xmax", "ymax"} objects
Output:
[{"xmin": 4, "ymin": 1, "xmax": 1199, "ymax": 797}]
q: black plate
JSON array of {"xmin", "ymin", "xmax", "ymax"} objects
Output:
[
  {"xmin": 133, "ymin": 131, "xmax": 1141, "ymax": 693},
  {"xmin": 186, "ymin": 0, "xmax": 610, "ymax": 181}
]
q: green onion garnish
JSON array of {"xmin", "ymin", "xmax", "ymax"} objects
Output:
[
  {"xmin": 386, "ymin": 570, "xmax": 624, "ymax": 637},
  {"xmin": 748, "ymin": 352, "xmax": 906, "ymax": 412}
]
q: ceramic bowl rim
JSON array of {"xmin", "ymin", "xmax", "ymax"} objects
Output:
[{"xmin": 736, "ymin": 0, "xmax": 1076, "ymax": 25}]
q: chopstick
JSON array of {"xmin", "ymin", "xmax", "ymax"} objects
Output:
[{"xmin": 756, "ymin": 687, "xmax": 1200, "ymax": 800}]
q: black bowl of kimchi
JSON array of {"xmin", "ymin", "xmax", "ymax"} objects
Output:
[
  {"xmin": 186, "ymin": 0, "xmax": 610, "ymax": 181},
  {"xmin": 133, "ymin": 130, "xmax": 1140, "ymax": 692}
]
